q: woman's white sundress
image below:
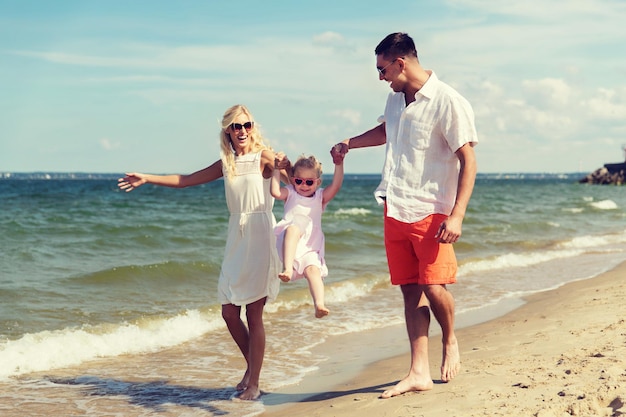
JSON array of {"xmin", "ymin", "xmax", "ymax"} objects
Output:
[
  {"xmin": 274, "ymin": 185, "xmax": 329, "ymax": 280},
  {"xmin": 217, "ymin": 151, "xmax": 281, "ymax": 306}
]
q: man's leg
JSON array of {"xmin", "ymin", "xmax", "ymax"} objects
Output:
[
  {"xmin": 381, "ymin": 284, "xmax": 434, "ymax": 398},
  {"xmin": 423, "ymin": 284, "xmax": 460, "ymax": 382}
]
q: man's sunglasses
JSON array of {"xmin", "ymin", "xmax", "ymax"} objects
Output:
[
  {"xmin": 230, "ymin": 121, "xmax": 254, "ymax": 131},
  {"xmin": 377, "ymin": 58, "xmax": 397, "ymax": 77},
  {"xmin": 293, "ymin": 178, "xmax": 316, "ymax": 186}
]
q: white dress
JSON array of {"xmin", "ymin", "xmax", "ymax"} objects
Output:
[
  {"xmin": 217, "ymin": 151, "xmax": 281, "ymax": 306},
  {"xmin": 274, "ymin": 185, "xmax": 328, "ymax": 280}
]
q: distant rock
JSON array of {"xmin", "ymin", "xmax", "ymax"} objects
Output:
[{"xmin": 579, "ymin": 163, "xmax": 626, "ymax": 185}]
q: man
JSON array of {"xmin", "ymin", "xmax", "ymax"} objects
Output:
[{"xmin": 332, "ymin": 32, "xmax": 478, "ymax": 398}]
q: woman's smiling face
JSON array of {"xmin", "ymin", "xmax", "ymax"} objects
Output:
[{"xmin": 228, "ymin": 114, "xmax": 254, "ymax": 154}]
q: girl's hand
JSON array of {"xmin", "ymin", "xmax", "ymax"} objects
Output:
[{"xmin": 330, "ymin": 143, "xmax": 348, "ymax": 165}]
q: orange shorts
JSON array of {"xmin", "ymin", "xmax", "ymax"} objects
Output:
[{"xmin": 384, "ymin": 210, "xmax": 457, "ymax": 286}]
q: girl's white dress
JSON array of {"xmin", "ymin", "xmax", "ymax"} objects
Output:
[
  {"xmin": 217, "ymin": 151, "xmax": 281, "ymax": 306},
  {"xmin": 274, "ymin": 185, "xmax": 329, "ymax": 280}
]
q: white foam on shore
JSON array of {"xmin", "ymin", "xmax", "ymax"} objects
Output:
[
  {"xmin": 0, "ymin": 310, "xmax": 223, "ymax": 380},
  {"xmin": 460, "ymin": 229, "xmax": 626, "ymax": 275}
]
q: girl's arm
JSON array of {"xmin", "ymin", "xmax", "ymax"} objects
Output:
[
  {"xmin": 270, "ymin": 155, "xmax": 289, "ymax": 200},
  {"xmin": 118, "ymin": 160, "xmax": 223, "ymax": 192},
  {"xmin": 322, "ymin": 158, "xmax": 344, "ymax": 205}
]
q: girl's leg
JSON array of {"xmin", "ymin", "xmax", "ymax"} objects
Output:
[
  {"xmin": 279, "ymin": 225, "xmax": 302, "ymax": 282},
  {"xmin": 303, "ymin": 265, "xmax": 329, "ymax": 318},
  {"xmin": 221, "ymin": 303, "xmax": 250, "ymax": 391},
  {"xmin": 238, "ymin": 297, "xmax": 267, "ymax": 401}
]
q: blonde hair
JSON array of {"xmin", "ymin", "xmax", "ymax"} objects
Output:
[
  {"xmin": 219, "ymin": 104, "xmax": 270, "ymax": 179},
  {"xmin": 292, "ymin": 154, "xmax": 323, "ymax": 178}
]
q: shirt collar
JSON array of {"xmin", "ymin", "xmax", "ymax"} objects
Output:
[{"xmin": 413, "ymin": 70, "xmax": 437, "ymax": 101}]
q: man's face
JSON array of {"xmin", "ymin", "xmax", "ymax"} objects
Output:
[{"xmin": 376, "ymin": 55, "xmax": 402, "ymax": 92}]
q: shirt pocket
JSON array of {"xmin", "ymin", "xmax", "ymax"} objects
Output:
[{"xmin": 406, "ymin": 119, "xmax": 433, "ymax": 150}]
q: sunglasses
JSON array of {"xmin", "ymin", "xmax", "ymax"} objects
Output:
[
  {"xmin": 293, "ymin": 177, "xmax": 317, "ymax": 186},
  {"xmin": 230, "ymin": 121, "xmax": 254, "ymax": 131},
  {"xmin": 377, "ymin": 58, "xmax": 397, "ymax": 77}
]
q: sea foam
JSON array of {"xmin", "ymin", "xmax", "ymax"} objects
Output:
[{"xmin": 0, "ymin": 310, "xmax": 222, "ymax": 379}]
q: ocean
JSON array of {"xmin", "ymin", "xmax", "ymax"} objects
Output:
[{"xmin": 1, "ymin": 172, "xmax": 625, "ymax": 416}]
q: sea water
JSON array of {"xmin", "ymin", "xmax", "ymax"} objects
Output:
[{"xmin": 1, "ymin": 172, "xmax": 625, "ymax": 416}]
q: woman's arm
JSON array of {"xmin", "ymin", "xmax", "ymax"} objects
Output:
[{"xmin": 118, "ymin": 160, "xmax": 223, "ymax": 192}]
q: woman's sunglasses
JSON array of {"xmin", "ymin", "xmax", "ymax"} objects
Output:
[
  {"xmin": 230, "ymin": 121, "xmax": 254, "ymax": 131},
  {"xmin": 293, "ymin": 178, "xmax": 316, "ymax": 186}
]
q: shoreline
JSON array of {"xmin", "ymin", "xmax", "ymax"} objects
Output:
[{"xmin": 262, "ymin": 261, "xmax": 626, "ymax": 416}]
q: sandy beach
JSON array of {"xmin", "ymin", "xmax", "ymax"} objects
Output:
[
  {"xmin": 263, "ymin": 261, "xmax": 626, "ymax": 417},
  {"xmin": 3, "ymin": 261, "xmax": 625, "ymax": 417}
]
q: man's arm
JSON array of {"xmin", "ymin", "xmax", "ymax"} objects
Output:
[
  {"xmin": 344, "ymin": 123, "xmax": 387, "ymax": 149},
  {"xmin": 436, "ymin": 143, "xmax": 477, "ymax": 243}
]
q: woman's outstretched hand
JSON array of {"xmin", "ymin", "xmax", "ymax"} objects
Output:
[{"xmin": 117, "ymin": 173, "xmax": 147, "ymax": 192}]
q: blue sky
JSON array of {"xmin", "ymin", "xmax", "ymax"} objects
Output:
[{"xmin": 1, "ymin": 0, "xmax": 625, "ymax": 174}]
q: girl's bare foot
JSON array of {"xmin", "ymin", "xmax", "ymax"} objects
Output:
[
  {"xmin": 315, "ymin": 305, "xmax": 330, "ymax": 318},
  {"xmin": 278, "ymin": 270, "xmax": 291, "ymax": 282}
]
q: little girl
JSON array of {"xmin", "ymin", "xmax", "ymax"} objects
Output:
[{"xmin": 270, "ymin": 151, "xmax": 344, "ymax": 318}]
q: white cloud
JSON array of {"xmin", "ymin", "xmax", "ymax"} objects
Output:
[
  {"xmin": 100, "ymin": 138, "xmax": 120, "ymax": 151},
  {"xmin": 522, "ymin": 78, "xmax": 572, "ymax": 107},
  {"xmin": 583, "ymin": 87, "xmax": 626, "ymax": 120},
  {"xmin": 330, "ymin": 109, "xmax": 361, "ymax": 126},
  {"xmin": 312, "ymin": 31, "xmax": 346, "ymax": 46}
]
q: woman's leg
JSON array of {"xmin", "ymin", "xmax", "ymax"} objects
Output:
[
  {"xmin": 238, "ymin": 297, "xmax": 267, "ymax": 400},
  {"xmin": 221, "ymin": 303, "xmax": 250, "ymax": 391}
]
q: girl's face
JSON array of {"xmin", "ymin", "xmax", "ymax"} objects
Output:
[
  {"xmin": 291, "ymin": 167, "xmax": 321, "ymax": 197},
  {"xmin": 227, "ymin": 114, "xmax": 254, "ymax": 154}
]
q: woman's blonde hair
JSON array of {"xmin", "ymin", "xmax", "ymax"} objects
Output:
[
  {"xmin": 220, "ymin": 104, "xmax": 270, "ymax": 179},
  {"xmin": 292, "ymin": 154, "xmax": 323, "ymax": 178}
]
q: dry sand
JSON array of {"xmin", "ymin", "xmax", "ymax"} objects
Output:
[{"xmin": 263, "ymin": 261, "xmax": 626, "ymax": 417}]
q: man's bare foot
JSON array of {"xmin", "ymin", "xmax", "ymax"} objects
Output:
[
  {"xmin": 237, "ymin": 385, "xmax": 261, "ymax": 401},
  {"xmin": 380, "ymin": 374, "xmax": 433, "ymax": 399},
  {"xmin": 441, "ymin": 337, "xmax": 461, "ymax": 382},
  {"xmin": 236, "ymin": 369, "xmax": 250, "ymax": 391},
  {"xmin": 278, "ymin": 270, "xmax": 291, "ymax": 282},
  {"xmin": 315, "ymin": 305, "xmax": 329, "ymax": 318}
]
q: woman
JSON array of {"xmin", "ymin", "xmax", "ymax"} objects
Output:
[{"xmin": 118, "ymin": 104, "xmax": 287, "ymax": 401}]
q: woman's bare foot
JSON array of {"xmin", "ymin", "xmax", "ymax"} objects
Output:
[
  {"xmin": 315, "ymin": 304, "xmax": 330, "ymax": 318},
  {"xmin": 236, "ymin": 369, "xmax": 250, "ymax": 391},
  {"xmin": 278, "ymin": 270, "xmax": 291, "ymax": 282},
  {"xmin": 237, "ymin": 385, "xmax": 261, "ymax": 401},
  {"xmin": 380, "ymin": 374, "xmax": 433, "ymax": 399},
  {"xmin": 441, "ymin": 337, "xmax": 461, "ymax": 382}
]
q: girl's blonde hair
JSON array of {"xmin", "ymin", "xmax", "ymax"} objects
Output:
[
  {"xmin": 220, "ymin": 104, "xmax": 270, "ymax": 179},
  {"xmin": 292, "ymin": 154, "xmax": 323, "ymax": 178}
]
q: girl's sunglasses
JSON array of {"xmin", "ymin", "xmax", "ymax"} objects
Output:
[
  {"xmin": 230, "ymin": 121, "xmax": 254, "ymax": 131},
  {"xmin": 293, "ymin": 177, "xmax": 316, "ymax": 186}
]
